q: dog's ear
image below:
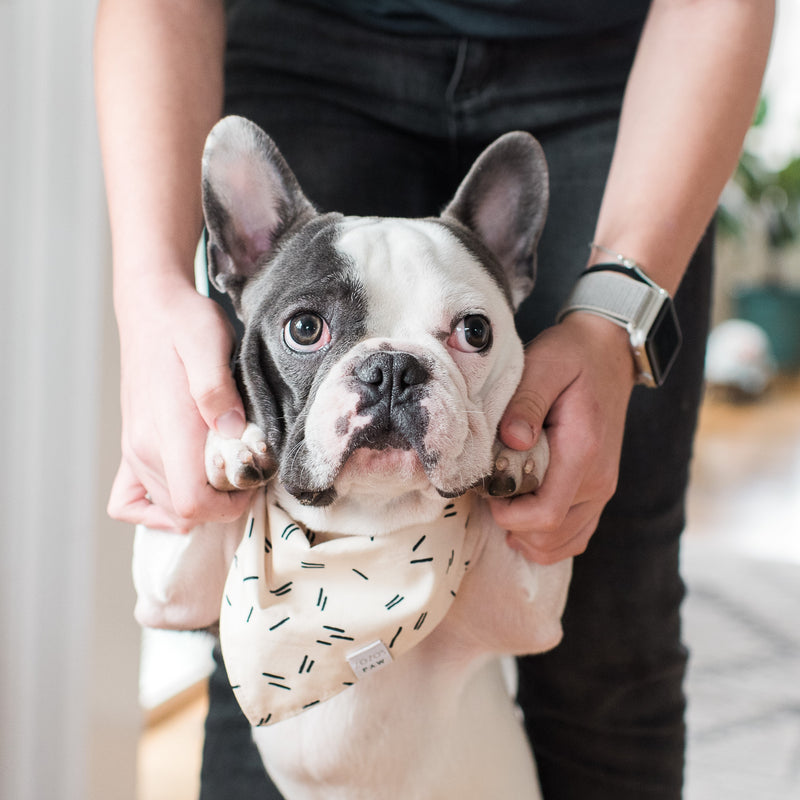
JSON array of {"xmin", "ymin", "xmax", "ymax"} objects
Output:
[
  {"xmin": 202, "ymin": 116, "xmax": 316, "ymax": 312},
  {"xmin": 442, "ymin": 132, "xmax": 549, "ymax": 309}
]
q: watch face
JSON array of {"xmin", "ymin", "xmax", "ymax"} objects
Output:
[{"xmin": 645, "ymin": 299, "xmax": 682, "ymax": 386}]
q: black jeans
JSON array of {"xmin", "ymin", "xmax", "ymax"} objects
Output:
[{"xmin": 201, "ymin": 3, "xmax": 712, "ymax": 797}]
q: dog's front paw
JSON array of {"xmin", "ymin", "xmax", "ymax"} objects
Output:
[
  {"xmin": 205, "ymin": 423, "xmax": 277, "ymax": 491},
  {"xmin": 479, "ymin": 433, "xmax": 549, "ymax": 498}
]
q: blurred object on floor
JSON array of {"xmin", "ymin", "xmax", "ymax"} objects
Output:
[{"xmin": 705, "ymin": 318, "xmax": 776, "ymax": 400}]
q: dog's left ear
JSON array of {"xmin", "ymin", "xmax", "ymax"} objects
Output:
[
  {"xmin": 442, "ymin": 132, "xmax": 549, "ymax": 309},
  {"xmin": 202, "ymin": 116, "xmax": 316, "ymax": 314}
]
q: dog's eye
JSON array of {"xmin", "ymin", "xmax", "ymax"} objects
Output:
[
  {"xmin": 284, "ymin": 312, "xmax": 331, "ymax": 353},
  {"xmin": 449, "ymin": 315, "xmax": 492, "ymax": 353}
]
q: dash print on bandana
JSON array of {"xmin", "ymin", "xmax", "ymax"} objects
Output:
[{"xmin": 219, "ymin": 490, "xmax": 480, "ymax": 727}]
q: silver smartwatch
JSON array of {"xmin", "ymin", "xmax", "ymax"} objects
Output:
[{"xmin": 557, "ymin": 263, "xmax": 682, "ymax": 388}]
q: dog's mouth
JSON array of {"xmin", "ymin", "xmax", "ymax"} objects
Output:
[
  {"xmin": 284, "ymin": 425, "xmax": 441, "ymax": 507},
  {"xmin": 342, "ymin": 434, "xmax": 425, "ymax": 474},
  {"xmin": 334, "ymin": 425, "xmax": 434, "ymax": 485}
]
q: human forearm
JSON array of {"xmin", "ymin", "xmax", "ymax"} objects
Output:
[
  {"xmin": 94, "ymin": 0, "xmax": 226, "ymax": 314},
  {"xmin": 95, "ymin": 0, "xmax": 251, "ymax": 531},
  {"xmin": 495, "ymin": 0, "xmax": 774, "ymax": 561},
  {"xmin": 591, "ymin": 0, "xmax": 774, "ymax": 293}
]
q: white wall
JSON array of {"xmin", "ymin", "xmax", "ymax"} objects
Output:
[
  {"xmin": 750, "ymin": 0, "xmax": 800, "ymax": 167},
  {"xmin": 0, "ymin": 2, "xmax": 141, "ymax": 799}
]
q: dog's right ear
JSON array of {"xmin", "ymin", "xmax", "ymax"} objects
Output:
[{"xmin": 202, "ymin": 116, "xmax": 316, "ymax": 313}]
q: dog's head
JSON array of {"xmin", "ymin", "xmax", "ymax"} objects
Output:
[{"xmin": 202, "ymin": 117, "xmax": 548, "ymax": 530}]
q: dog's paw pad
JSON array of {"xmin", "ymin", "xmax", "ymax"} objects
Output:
[
  {"xmin": 205, "ymin": 423, "xmax": 276, "ymax": 491},
  {"xmin": 480, "ymin": 435, "xmax": 549, "ymax": 498}
]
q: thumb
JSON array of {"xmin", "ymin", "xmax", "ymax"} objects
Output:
[
  {"xmin": 499, "ymin": 386, "xmax": 549, "ymax": 451},
  {"xmin": 499, "ymin": 339, "xmax": 577, "ymax": 451},
  {"xmin": 177, "ymin": 309, "xmax": 246, "ymax": 438}
]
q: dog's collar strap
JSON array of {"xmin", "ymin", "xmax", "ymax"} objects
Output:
[{"xmin": 220, "ymin": 489, "xmax": 479, "ymax": 727}]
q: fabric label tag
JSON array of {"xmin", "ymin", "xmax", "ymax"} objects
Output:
[{"xmin": 346, "ymin": 641, "xmax": 393, "ymax": 679}]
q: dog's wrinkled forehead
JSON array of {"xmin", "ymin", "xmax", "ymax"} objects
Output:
[
  {"xmin": 241, "ymin": 213, "xmax": 364, "ymax": 323},
  {"xmin": 243, "ymin": 214, "xmax": 510, "ymax": 343},
  {"xmin": 333, "ymin": 216, "xmax": 510, "ymax": 338}
]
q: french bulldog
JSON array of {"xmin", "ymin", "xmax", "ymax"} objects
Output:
[{"xmin": 133, "ymin": 117, "xmax": 572, "ymax": 799}]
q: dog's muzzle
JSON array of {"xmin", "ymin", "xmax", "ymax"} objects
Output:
[{"xmin": 348, "ymin": 351, "xmax": 432, "ymax": 455}]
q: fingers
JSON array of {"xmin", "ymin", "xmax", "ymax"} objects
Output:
[
  {"xmin": 109, "ymin": 451, "xmax": 254, "ymax": 532},
  {"xmin": 506, "ymin": 512, "xmax": 598, "ymax": 565},
  {"xmin": 489, "ymin": 407, "xmax": 618, "ymax": 563},
  {"xmin": 175, "ymin": 302, "xmax": 246, "ymax": 438},
  {"xmin": 491, "ymin": 407, "xmax": 611, "ymax": 527},
  {"xmin": 487, "ymin": 485, "xmax": 597, "ymax": 565},
  {"xmin": 159, "ymin": 411, "xmax": 253, "ymax": 526},
  {"xmin": 489, "ymin": 438, "xmax": 607, "ymax": 565},
  {"xmin": 489, "ymin": 318, "xmax": 634, "ymax": 564},
  {"xmin": 153, "ymin": 351, "xmax": 254, "ymax": 527},
  {"xmin": 108, "ymin": 460, "xmax": 183, "ymax": 531},
  {"xmin": 498, "ymin": 344, "xmax": 579, "ymax": 451},
  {"xmin": 111, "ymin": 286, "xmax": 256, "ymax": 532},
  {"xmin": 114, "ymin": 315, "xmax": 253, "ymax": 530}
]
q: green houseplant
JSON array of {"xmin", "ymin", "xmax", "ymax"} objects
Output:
[{"xmin": 719, "ymin": 99, "xmax": 800, "ymax": 370}]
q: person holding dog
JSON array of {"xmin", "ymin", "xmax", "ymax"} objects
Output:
[{"xmin": 94, "ymin": 0, "xmax": 773, "ymax": 797}]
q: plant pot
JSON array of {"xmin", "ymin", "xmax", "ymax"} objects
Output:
[{"xmin": 733, "ymin": 284, "xmax": 800, "ymax": 369}]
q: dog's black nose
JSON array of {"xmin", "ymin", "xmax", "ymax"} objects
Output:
[{"xmin": 354, "ymin": 351, "xmax": 429, "ymax": 408}]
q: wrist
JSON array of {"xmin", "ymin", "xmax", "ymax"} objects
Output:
[
  {"xmin": 110, "ymin": 214, "xmax": 206, "ymax": 300},
  {"xmin": 558, "ymin": 312, "xmax": 637, "ymax": 386},
  {"xmin": 586, "ymin": 241, "xmax": 683, "ymax": 297},
  {"xmin": 559, "ymin": 250, "xmax": 683, "ymax": 387},
  {"xmin": 114, "ymin": 268, "xmax": 204, "ymax": 336}
]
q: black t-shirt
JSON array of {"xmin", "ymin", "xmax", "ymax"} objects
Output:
[{"xmin": 298, "ymin": 0, "xmax": 651, "ymax": 38}]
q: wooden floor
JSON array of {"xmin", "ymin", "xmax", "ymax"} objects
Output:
[
  {"xmin": 686, "ymin": 375, "xmax": 800, "ymax": 560},
  {"xmin": 139, "ymin": 685, "xmax": 208, "ymax": 800},
  {"xmin": 138, "ymin": 375, "xmax": 800, "ymax": 800}
]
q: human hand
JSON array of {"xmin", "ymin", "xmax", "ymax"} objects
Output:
[
  {"xmin": 487, "ymin": 313, "xmax": 637, "ymax": 564},
  {"xmin": 108, "ymin": 276, "xmax": 254, "ymax": 531}
]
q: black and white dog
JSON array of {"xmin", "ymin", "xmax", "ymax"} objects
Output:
[{"xmin": 134, "ymin": 117, "xmax": 572, "ymax": 799}]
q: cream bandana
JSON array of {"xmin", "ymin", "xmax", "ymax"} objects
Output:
[{"xmin": 219, "ymin": 488, "xmax": 480, "ymax": 727}]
